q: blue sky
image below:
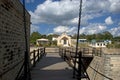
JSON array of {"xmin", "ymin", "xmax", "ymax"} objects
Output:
[{"xmin": 23, "ymin": 0, "xmax": 120, "ymax": 36}]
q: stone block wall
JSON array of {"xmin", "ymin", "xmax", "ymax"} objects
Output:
[
  {"xmin": 87, "ymin": 49, "xmax": 120, "ymax": 80},
  {"xmin": 87, "ymin": 56, "xmax": 105, "ymax": 80},
  {"xmin": 104, "ymin": 54, "xmax": 120, "ymax": 80},
  {"xmin": 0, "ymin": 0, "xmax": 30, "ymax": 80}
]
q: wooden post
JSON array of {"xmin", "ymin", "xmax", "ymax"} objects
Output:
[
  {"xmin": 64, "ymin": 49, "xmax": 66, "ymax": 61},
  {"xmin": 44, "ymin": 47, "xmax": 45, "ymax": 55},
  {"xmin": 100, "ymin": 48, "xmax": 102, "ymax": 57},
  {"xmin": 33, "ymin": 50, "xmax": 36, "ymax": 67},
  {"xmin": 40, "ymin": 49, "xmax": 42, "ymax": 58},
  {"xmin": 37, "ymin": 49, "xmax": 40, "ymax": 61},
  {"xmin": 59, "ymin": 48, "xmax": 62, "ymax": 57},
  {"xmin": 62, "ymin": 48, "xmax": 63, "ymax": 58},
  {"xmin": 77, "ymin": 51, "xmax": 82, "ymax": 80}
]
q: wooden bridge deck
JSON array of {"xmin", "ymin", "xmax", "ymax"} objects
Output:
[{"xmin": 31, "ymin": 52, "xmax": 75, "ymax": 80}]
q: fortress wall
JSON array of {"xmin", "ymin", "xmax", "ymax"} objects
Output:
[
  {"xmin": 87, "ymin": 49, "xmax": 120, "ymax": 80},
  {"xmin": 87, "ymin": 56, "xmax": 104, "ymax": 80},
  {"xmin": 103, "ymin": 53, "xmax": 120, "ymax": 80},
  {"xmin": 0, "ymin": 0, "xmax": 30, "ymax": 80}
]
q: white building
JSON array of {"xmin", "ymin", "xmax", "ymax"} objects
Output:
[
  {"xmin": 52, "ymin": 37, "xmax": 57, "ymax": 41},
  {"xmin": 56, "ymin": 33, "xmax": 72, "ymax": 47},
  {"xmin": 36, "ymin": 38, "xmax": 49, "ymax": 46},
  {"xmin": 90, "ymin": 42, "xmax": 107, "ymax": 47},
  {"xmin": 79, "ymin": 39, "xmax": 87, "ymax": 43},
  {"xmin": 89, "ymin": 40, "xmax": 111, "ymax": 48}
]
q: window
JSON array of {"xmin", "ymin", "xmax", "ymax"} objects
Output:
[
  {"xmin": 97, "ymin": 43, "xmax": 99, "ymax": 46},
  {"xmin": 64, "ymin": 39, "xmax": 67, "ymax": 44}
]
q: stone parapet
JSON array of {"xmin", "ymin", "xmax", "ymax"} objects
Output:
[
  {"xmin": 87, "ymin": 56, "xmax": 105, "ymax": 80},
  {"xmin": 103, "ymin": 53, "xmax": 120, "ymax": 80},
  {"xmin": 87, "ymin": 48, "xmax": 120, "ymax": 80}
]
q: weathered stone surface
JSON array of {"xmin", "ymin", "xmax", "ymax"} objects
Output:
[
  {"xmin": 104, "ymin": 54, "xmax": 120, "ymax": 80},
  {"xmin": 87, "ymin": 50, "xmax": 120, "ymax": 80},
  {"xmin": 0, "ymin": 0, "xmax": 30, "ymax": 80},
  {"xmin": 87, "ymin": 56, "xmax": 105, "ymax": 80}
]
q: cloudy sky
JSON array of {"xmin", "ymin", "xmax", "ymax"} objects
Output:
[{"xmin": 24, "ymin": 0, "xmax": 120, "ymax": 36}]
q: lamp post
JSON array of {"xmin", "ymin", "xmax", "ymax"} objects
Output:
[
  {"xmin": 73, "ymin": 0, "xmax": 82, "ymax": 78},
  {"xmin": 23, "ymin": 0, "xmax": 31, "ymax": 80}
]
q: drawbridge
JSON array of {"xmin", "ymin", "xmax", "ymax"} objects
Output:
[{"xmin": 16, "ymin": 47, "xmax": 113, "ymax": 80}]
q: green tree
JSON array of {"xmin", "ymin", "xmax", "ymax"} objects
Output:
[
  {"xmin": 41, "ymin": 34, "xmax": 47, "ymax": 38},
  {"xmin": 47, "ymin": 34, "xmax": 53, "ymax": 41},
  {"xmin": 86, "ymin": 35, "xmax": 93, "ymax": 41},
  {"xmin": 102, "ymin": 31, "xmax": 113, "ymax": 40},
  {"xmin": 113, "ymin": 36, "xmax": 120, "ymax": 39},
  {"xmin": 30, "ymin": 32, "xmax": 41, "ymax": 44},
  {"xmin": 79, "ymin": 31, "xmax": 113, "ymax": 42},
  {"xmin": 79, "ymin": 34, "xmax": 86, "ymax": 39},
  {"xmin": 72, "ymin": 34, "xmax": 77, "ymax": 39}
]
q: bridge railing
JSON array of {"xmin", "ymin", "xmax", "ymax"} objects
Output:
[
  {"xmin": 14, "ymin": 47, "xmax": 45, "ymax": 80},
  {"xmin": 92, "ymin": 48, "xmax": 102, "ymax": 57},
  {"xmin": 59, "ymin": 47, "xmax": 113, "ymax": 80},
  {"xmin": 59, "ymin": 47, "xmax": 90, "ymax": 79},
  {"xmin": 59, "ymin": 47, "xmax": 94, "ymax": 60},
  {"xmin": 30, "ymin": 47, "xmax": 45, "ymax": 68}
]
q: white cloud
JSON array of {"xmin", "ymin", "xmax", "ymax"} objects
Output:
[
  {"xmin": 68, "ymin": 17, "xmax": 78, "ymax": 26},
  {"xmin": 30, "ymin": 0, "xmax": 104, "ymax": 26},
  {"xmin": 30, "ymin": 0, "xmax": 79, "ymax": 25},
  {"xmin": 53, "ymin": 23, "xmax": 107, "ymax": 35},
  {"xmin": 53, "ymin": 26, "xmax": 77, "ymax": 34},
  {"xmin": 53, "ymin": 26, "xmax": 68, "ymax": 33},
  {"xmin": 83, "ymin": 0, "xmax": 109, "ymax": 13},
  {"xmin": 109, "ymin": 0, "xmax": 120, "ymax": 13},
  {"xmin": 105, "ymin": 16, "xmax": 113, "ymax": 25},
  {"xmin": 83, "ymin": 0, "xmax": 120, "ymax": 14},
  {"xmin": 30, "ymin": 25, "xmax": 40, "ymax": 33},
  {"xmin": 29, "ymin": 0, "xmax": 120, "ymax": 35},
  {"xmin": 109, "ymin": 24, "xmax": 120, "ymax": 36},
  {"xmin": 80, "ymin": 23, "xmax": 107, "ymax": 34},
  {"xmin": 29, "ymin": 0, "xmax": 120, "ymax": 26},
  {"xmin": 29, "ymin": 11, "xmax": 41, "ymax": 24}
]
